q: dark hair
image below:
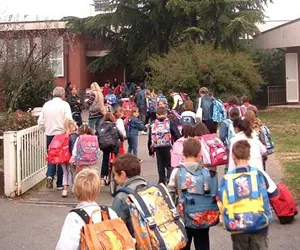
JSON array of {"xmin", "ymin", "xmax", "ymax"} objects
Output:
[
  {"xmin": 183, "ymin": 100, "xmax": 194, "ymax": 112},
  {"xmin": 78, "ymin": 124, "xmax": 94, "ymax": 135},
  {"xmin": 194, "ymin": 122, "xmax": 209, "ymax": 136},
  {"xmin": 228, "ymin": 96, "xmax": 239, "ymax": 106},
  {"xmin": 113, "ymin": 153, "xmax": 141, "ymax": 178},
  {"xmin": 232, "ymin": 140, "xmax": 251, "ymax": 160},
  {"xmin": 182, "ymin": 124, "xmax": 195, "ymax": 138},
  {"xmin": 156, "ymin": 106, "xmax": 167, "ymax": 116},
  {"xmin": 229, "ymin": 107, "xmax": 241, "ymax": 120},
  {"xmin": 103, "ymin": 112, "xmax": 116, "ymax": 122},
  {"xmin": 233, "ymin": 118, "xmax": 252, "ymax": 138},
  {"xmin": 183, "ymin": 138, "xmax": 201, "ymax": 158},
  {"xmin": 241, "ymin": 95, "xmax": 249, "ymax": 103}
]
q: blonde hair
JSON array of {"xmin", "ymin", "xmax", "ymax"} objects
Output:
[
  {"xmin": 73, "ymin": 168, "xmax": 100, "ymax": 202},
  {"xmin": 90, "ymin": 82, "xmax": 101, "ymax": 103},
  {"xmin": 63, "ymin": 118, "xmax": 77, "ymax": 133}
]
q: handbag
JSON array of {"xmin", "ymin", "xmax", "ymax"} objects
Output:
[{"xmin": 196, "ymin": 97, "xmax": 202, "ymax": 120}]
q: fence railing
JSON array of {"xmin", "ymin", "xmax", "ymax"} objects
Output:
[
  {"xmin": 4, "ymin": 126, "xmax": 46, "ymax": 197},
  {"xmin": 267, "ymin": 85, "xmax": 286, "ymax": 106}
]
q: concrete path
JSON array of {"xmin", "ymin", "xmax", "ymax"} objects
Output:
[{"xmin": 0, "ymin": 135, "xmax": 299, "ymax": 250}]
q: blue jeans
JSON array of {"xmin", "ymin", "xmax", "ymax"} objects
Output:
[
  {"xmin": 88, "ymin": 116, "xmax": 103, "ymax": 132},
  {"xmin": 46, "ymin": 135, "xmax": 63, "ymax": 188},
  {"xmin": 127, "ymin": 135, "xmax": 138, "ymax": 156}
]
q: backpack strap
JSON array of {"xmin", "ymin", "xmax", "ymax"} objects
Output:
[
  {"xmin": 70, "ymin": 208, "xmax": 90, "ymax": 224},
  {"xmin": 100, "ymin": 205, "xmax": 111, "ymax": 221}
]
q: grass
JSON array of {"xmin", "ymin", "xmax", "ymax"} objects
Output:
[{"xmin": 260, "ymin": 108, "xmax": 300, "ymax": 199}]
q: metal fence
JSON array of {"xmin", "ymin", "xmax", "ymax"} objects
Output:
[
  {"xmin": 267, "ymin": 85, "xmax": 286, "ymax": 106},
  {"xmin": 4, "ymin": 126, "xmax": 46, "ymax": 197}
]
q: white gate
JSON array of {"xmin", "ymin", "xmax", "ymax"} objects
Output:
[{"xmin": 4, "ymin": 126, "xmax": 47, "ymax": 197}]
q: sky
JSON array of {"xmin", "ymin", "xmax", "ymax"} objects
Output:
[{"xmin": 0, "ymin": 0, "xmax": 299, "ymax": 22}]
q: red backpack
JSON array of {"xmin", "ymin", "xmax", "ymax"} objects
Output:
[
  {"xmin": 270, "ymin": 183, "xmax": 298, "ymax": 224},
  {"xmin": 201, "ymin": 134, "xmax": 228, "ymax": 167},
  {"xmin": 122, "ymin": 100, "xmax": 135, "ymax": 118},
  {"xmin": 46, "ymin": 133, "xmax": 71, "ymax": 164}
]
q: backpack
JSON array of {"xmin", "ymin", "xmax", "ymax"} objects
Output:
[
  {"xmin": 71, "ymin": 206, "xmax": 135, "ymax": 250},
  {"xmin": 228, "ymin": 105, "xmax": 244, "ymax": 118},
  {"xmin": 201, "ymin": 134, "xmax": 228, "ymax": 167},
  {"xmin": 106, "ymin": 93, "xmax": 117, "ymax": 105},
  {"xmin": 121, "ymin": 184, "xmax": 188, "ymax": 250},
  {"xmin": 76, "ymin": 135, "xmax": 99, "ymax": 166},
  {"xmin": 97, "ymin": 122, "xmax": 119, "ymax": 150},
  {"xmin": 180, "ymin": 115, "xmax": 196, "ymax": 126},
  {"xmin": 171, "ymin": 138, "xmax": 185, "ymax": 167},
  {"xmin": 218, "ymin": 167, "xmax": 272, "ymax": 233},
  {"xmin": 177, "ymin": 167, "xmax": 219, "ymax": 229},
  {"xmin": 261, "ymin": 125, "xmax": 275, "ymax": 155},
  {"xmin": 224, "ymin": 119, "xmax": 236, "ymax": 149},
  {"xmin": 46, "ymin": 132, "xmax": 71, "ymax": 164},
  {"xmin": 151, "ymin": 119, "xmax": 171, "ymax": 148},
  {"xmin": 122, "ymin": 101, "xmax": 135, "ymax": 118},
  {"xmin": 269, "ymin": 183, "xmax": 298, "ymax": 224},
  {"xmin": 179, "ymin": 92, "xmax": 189, "ymax": 103},
  {"xmin": 212, "ymin": 99, "xmax": 227, "ymax": 123},
  {"xmin": 148, "ymin": 97, "xmax": 158, "ymax": 113}
]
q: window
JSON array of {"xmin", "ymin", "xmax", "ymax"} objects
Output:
[
  {"xmin": 12, "ymin": 38, "xmax": 30, "ymax": 59},
  {"xmin": 50, "ymin": 37, "xmax": 64, "ymax": 77}
]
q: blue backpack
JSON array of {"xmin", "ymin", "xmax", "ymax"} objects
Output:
[
  {"xmin": 148, "ymin": 97, "xmax": 158, "ymax": 113},
  {"xmin": 225, "ymin": 119, "xmax": 236, "ymax": 148},
  {"xmin": 212, "ymin": 99, "xmax": 227, "ymax": 123},
  {"xmin": 177, "ymin": 166, "xmax": 219, "ymax": 229},
  {"xmin": 106, "ymin": 93, "xmax": 117, "ymax": 105}
]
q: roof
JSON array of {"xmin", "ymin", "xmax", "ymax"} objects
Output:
[
  {"xmin": 260, "ymin": 18, "xmax": 300, "ymax": 35},
  {"xmin": 0, "ymin": 20, "xmax": 67, "ymax": 32}
]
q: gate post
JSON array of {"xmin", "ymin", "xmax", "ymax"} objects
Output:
[{"xmin": 4, "ymin": 131, "xmax": 17, "ymax": 197}]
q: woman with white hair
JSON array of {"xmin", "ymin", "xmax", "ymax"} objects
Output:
[{"xmin": 85, "ymin": 82, "xmax": 106, "ymax": 131}]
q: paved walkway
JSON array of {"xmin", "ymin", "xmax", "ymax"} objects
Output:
[{"xmin": 1, "ymin": 135, "xmax": 299, "ymax": 250}]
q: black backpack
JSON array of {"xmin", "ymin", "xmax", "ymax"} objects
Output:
[{"xmin": 97, "ymin": 122, "xmax": 118, "ymax": 150}]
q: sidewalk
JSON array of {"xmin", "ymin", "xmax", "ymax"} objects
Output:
[{"xmin": 1, "ymin": 135, "xmax": 299, "ymax": 250}]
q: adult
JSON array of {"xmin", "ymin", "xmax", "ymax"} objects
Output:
[
  {"xmin": 86, "ymin": 82, "xmax": 106, "ymax": 131},
  {"xmin": 196, "ymin": 87, "xmax": 217, "ymax": 134},
  {"xmin": 67, "ymin": 86, "xmax": 82, "ymax": 127},
  {"xmin": 136, "ymin": 83, "xmax": 147, "ymax": 133},
  {"xmin": 228, "ymin": 117, "xmax": 267, "ymax": 172},
  {"xmin": 38, "ymin": 87, "xmax": 73, "ymax": 190},
  {"xmin": 112, "ymin": 78, "xmax": 120, "ymax": 89},
  {"xmin": 102, "ymin": 81, "xmax": 111, "ymax": 97},
  {"xmin": 169, "ymin": 90, "xmax": 183, "ymax": 114}
]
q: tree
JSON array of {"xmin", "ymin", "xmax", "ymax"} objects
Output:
[
  {"xmin": 67, "ymin": 0, "xmax": 273, "ymax": 78},
  {"xmin": 148, "ymin": 43, "xmax": 263, "ymax": 100},
  {"xmin": 0, "ymin": 21, "xmax": 70, "ymax": 112}
]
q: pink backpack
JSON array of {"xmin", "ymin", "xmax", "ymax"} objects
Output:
[
  {"xmin": 201, "ymin": 134, "xmax": 228, "ymax": 167},
  {"xmin": 76, "ymin": 135, "xmax": 100, "ymax": 166},
  {"xmin": 170, "ymin": 137, "xmax": 185, "ymax": 167}
]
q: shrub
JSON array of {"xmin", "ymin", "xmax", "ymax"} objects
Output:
[{"xmin": 148, "ymin": 43, "xmax": 263, "ymax": 100}]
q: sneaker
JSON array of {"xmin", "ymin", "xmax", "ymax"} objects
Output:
[
  {"xmin": 46, "ymin": 177, "xmax": 53, "ymax": 189},
  {"xmin": 100, "ymin": 178, "xmax": 105, "ymax": 187},
  {"xmin": 141, "ymin": 131, "xmax": 147, "ymax": 135},
  {"xmin": 56, "ymin": 186, "xmax": 63, "ymax": 191},
  {"xmin": 62, "ymin": 190, "xmax": 68, "ymax": 197},
  {"xmin": 139, "ymin": 159, "xmax": 143, "ymax": 163}
]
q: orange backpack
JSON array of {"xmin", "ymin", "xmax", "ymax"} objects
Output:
[{"xmin": 71, "ymin": 206, "xmax": 135, "ymax": 250}]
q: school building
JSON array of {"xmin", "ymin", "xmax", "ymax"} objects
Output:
[
  {"xmin": 0, "ymin": 20, "xmax": 126, "ymax": 93},
  {"xmin": 254, "ymin": 18, "xmax": 300, "ymax": 105}
]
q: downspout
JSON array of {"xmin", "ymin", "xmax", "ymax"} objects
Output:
[{"xmin": 66, "ymin": 42, "xmax": 70, "ymax": 83}]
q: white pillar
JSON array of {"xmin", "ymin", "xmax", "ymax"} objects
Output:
[{"xmin": 4, "ymin": 131, "xmax": 17, "ymax": 197}]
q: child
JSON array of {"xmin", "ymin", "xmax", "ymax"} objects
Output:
[
  {"xmin": 70, "ymin": 124, "xmax": 100, "ymax": 174},
  {"xmin": 61, "ymin": 119, "xmax": 78, "ymax": 197},
  {"xmin": 106, "ymin": 89, "xmax": 118, "ymax": 111},
  {"xmin": 127, "ymin": 107, "xmax": 146, "ymax": 160},
  {"xmin": 96, "ymin": 112, "xmax": 124, "ymax": 185},
  {"xmin": 111, "ymin": 153, "xmax": 147, "ymax": 235},
  {"xmin": 226, "ymin": 96, "xmax": 244, "ymax": 117},
  {"xmin": 56, "ymin": 168, "xmax": 117, "ymax": 250},
  {"xmin": 194, "ymin": 121, "xmax": 210, "ymax": 137},
  {"xmin": 115, "ymin": 107, "xmax": 127, "ymax": 154},
  {"xmin": 181, "ymin": 100, "xmax": 196, "ymax": 125},
  {"xmin": 218, "ymin": 140, "xmax": 277, "ymax": 250},
  {"xmin": 240, "ymin": 95, "xmax": 252, "ymax": 114},
  {"xmin": 149, "ymin": 106, "xmax": 181, "ymax": 184},
  {"xmin": 168, "ymin": 138, "xmax": 219, "ymax": 250}
]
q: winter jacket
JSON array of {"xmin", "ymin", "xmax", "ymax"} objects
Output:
[
  {"xmin": 86, "ymin": 91, "xmax": 106, "ymax": 117},
  {"xmin": 127, "ymin": 117, "xmax": 146, "ymax": 137},
  {"xmin": 67, "ymin": 94, "xmax": 82, "ymax": 113},
  {"xmin": 111, "ymin": 176, "xmax": 147, "ymax": 235}
]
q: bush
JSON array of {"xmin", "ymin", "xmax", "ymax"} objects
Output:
[
  {"xmin": 148, "ymin": 43, "xmax": 263, "ymax": 100},
  {"xmin": 0, "ymin": 111, "xmax": 37, "ymax": 135}
]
